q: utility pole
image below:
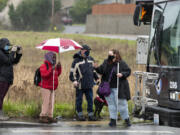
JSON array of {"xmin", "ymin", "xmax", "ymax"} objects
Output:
[{"xmin": 52, "ymin": 0, "xmax": 54, "ymax": 24}]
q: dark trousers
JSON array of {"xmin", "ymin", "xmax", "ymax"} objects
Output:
[
  {"xmin": 0, "ymin": 82, "xmax": 10, "ymax": 110},
  {"xmin": 76, "ymin": 88, "xmax": 93, "ymax": 115}
]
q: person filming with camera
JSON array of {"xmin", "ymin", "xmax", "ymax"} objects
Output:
[{"xmin": 0, "ymin": 38, "xmax": 22, "ymax": 121}]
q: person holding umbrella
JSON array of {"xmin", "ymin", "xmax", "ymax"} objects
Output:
[
  {"xmin": 38, "ymin": 51, "xmax": 62, "ymax": 123},
  {"xmin": 69, "ymin": 45, "xmax": 99, "ymax": 121},
  {"xmin": 94, "ymin": 49, "xmax": 131, "ymax": 127},
  {"xmin": 36, "ymin": 38, "xmax": 82, "ymax": 122}
]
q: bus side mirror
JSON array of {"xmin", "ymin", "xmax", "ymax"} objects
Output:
[{"xmin": 133, "ymin": 3, "xmax": 153, "ymax": 26}]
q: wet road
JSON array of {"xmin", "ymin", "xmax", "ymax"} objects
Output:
[
  {"xmin": 84, "ymin": 34, "xmax": 138, "ymax": 40},
  {"xmin": 62, "ymin": 25, "xmax": 138, "ymax": 40},
  {"xmin": 63, "ymin": 25, "xmax": 86, "ymax": 34},
  {"xmin": 0, "ymin": 121, "xmax": 179, "ymax": 135}
]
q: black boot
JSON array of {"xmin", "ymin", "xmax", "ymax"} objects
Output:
[
  {"xmin": 109, "ymin": 119, "xmax": 116, "ymax": 127},
  {"xmin": 125, "ymin": 118, "xmax": 131, "ymax": 127}
]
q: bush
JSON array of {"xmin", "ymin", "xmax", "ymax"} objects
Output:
[
  {"xmin": 70, "ymin": 0, "xmax": 103, "ymax": 23},
  {"xmin": 0, "ymin": 0, "xmax": 8, "ymax": 12},
  {"xmin": 8, "ymin": 0, "xmax": 61, "ymax": 31}
]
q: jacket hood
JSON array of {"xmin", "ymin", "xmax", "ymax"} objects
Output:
[
  {"xmin": 73, "ymin": 51, "xmax": 83, "ymax": 59},
  {"xmin": 44, "ymin": 51, "xmax": 56, "ymax": 65},
  {"xmin": 0, "ymin": 38, "xmax": 10, "ymax": 49}
]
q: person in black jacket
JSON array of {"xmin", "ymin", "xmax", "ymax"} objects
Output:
[
  {"xmin": 94, "ymin": 49, "xmax": 131, "ymax": 127},
  {"xmin": 69, "ymin": 45, "xmax": 99, "ymax": 121},
  {"xmin": 0, "ymin": 38, "xmax": 22, "ymax": 121}
]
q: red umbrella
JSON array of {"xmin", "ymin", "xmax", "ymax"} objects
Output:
[{"xmin": 36, "ymin": 38, "xmax": 82, "ymax": 53}]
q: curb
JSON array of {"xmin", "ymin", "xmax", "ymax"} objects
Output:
[
  {"xmin": 0, "ymin": 121, "xmax": 60, "ymax": 128},
  {"xmin": 0, "ymin": 121, "xmax": 109, "ymax": 128}
]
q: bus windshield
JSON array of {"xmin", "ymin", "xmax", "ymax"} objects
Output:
[{"xmin": 150, "ymin": 1, "xmax": 180, "ymax": 66}]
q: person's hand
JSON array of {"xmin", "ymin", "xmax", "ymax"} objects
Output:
[
  {"xmin": 73, "ymin": 81, "xmax": 79, "ymax": 87},
  {"xmin": 96, "ymin": 78, "xmax": 101, "ymax": 85},
  {"xmin": 11, "ymin": 46, "xmax": 17, "ymax": 52},
  {"xmin": 17, "ymin": 47, "xmax": 22, "ymax": 54},
  {"xmin": 93, "ymin": 62, "xmax": 98, "ymax": 68},
  {"xmin": 57, "ymin": 62, "xmax": 61, "ymax": 68},
  {"xmin": 52, "ymin": 65, "xmax": 56, "ymax": 70},
  {"xmin": 117, "ymin": 73, "xmax": 123, "ymax": 78}
]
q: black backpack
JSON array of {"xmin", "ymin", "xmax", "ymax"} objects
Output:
[{"xmin": 34, "ymin": 63, "xmax": 49, "ymax": 86}]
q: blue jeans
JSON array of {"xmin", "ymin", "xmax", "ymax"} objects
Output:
[
  {"xmin": 76, "ymin": 88, "xmax": 93, "ymax": 116},
  {"xmin": 105, "ymin": 88, "xmax": 129, "ymax": 120}
]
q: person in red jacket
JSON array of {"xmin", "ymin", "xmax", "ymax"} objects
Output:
[{"xmin": 39, "ymin": 51, "xmax": 62, "ymax": 123}]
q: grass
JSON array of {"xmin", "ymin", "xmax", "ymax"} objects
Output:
[
  {"xmin": 3, "ymin": 100, "xmax": 135, "ymax": 119},
  {"xmin": 54, "ymin": 103, "xmax": 75, "ymax": 118},
  {"xmin": 3, "ymin": 100, "xmax": 73, "ymax": 118},
  {"xmin": 0, "ymin": 30, "xmax": 144, "ymax": 119},
  {"xmin": 3, "ymin": 101, "xmax": 106, "ymax": 118}
]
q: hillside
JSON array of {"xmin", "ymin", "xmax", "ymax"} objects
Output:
[
  {"xmin": 0, "ymin": 0, "xmax": 23, "ymax": 26},
  {"xmin": 0, "ymin": 0, "xmax": 75, "ymax": 27},
  {"xmin": 61, "ymin": 0, "xmax": 76, "ymax": 8}
]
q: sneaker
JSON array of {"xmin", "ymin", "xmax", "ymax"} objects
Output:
[
  {"xmin": 88, "ymin": 116, "xmax": 97, "ymax": 121},
  {"xmin": 39, "ymin": 116, "xmax": 49, "ymax": 123},
  {"xmin": 109, "ymin": 119, "xmax": 116, "ymax": 127},
  {"xmin": 125, "ymin": 118, "xmax": 131, "ymax": 127},
  {"xmin": 77, "ymin": 115, "xmax": 86, "ymax": 121},
  {"xmin": 0, "ymin": 110, "xmax": 9, "ymax": 121}
]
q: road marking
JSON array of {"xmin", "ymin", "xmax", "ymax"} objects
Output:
[{"xmin": 12, "ymin": 129, "xmax": 174, "ymax": 134}]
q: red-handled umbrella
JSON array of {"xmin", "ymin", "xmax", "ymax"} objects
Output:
[{"xmin": 36, "ymin": 38, "xmax": 82, "ymax": 53}]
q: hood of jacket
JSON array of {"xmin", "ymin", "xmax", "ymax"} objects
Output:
[
  {"xmin": 44, "ymin": 51, "xmax": 56, "ymax": 65},
  {"xmin": 0, "ymin": 38, "xmax": 10, "ymax": 50}
]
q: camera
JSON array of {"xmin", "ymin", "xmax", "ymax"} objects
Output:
[
  {"xmin": 11, "ymin": 45, "xmax": 22, "ymax": 53},
  {"xmin": 17, "ymin": 46, "xmax": 21, "ymax": 51}
]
